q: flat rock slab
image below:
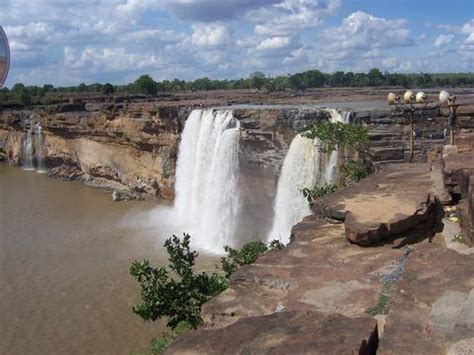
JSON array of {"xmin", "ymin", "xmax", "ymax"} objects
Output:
[
  {"xmin": 200, "ymin": 216, "xmax": 403, "ymax": 330},
  {"xmin": 312, "ymin": 163, "xmax": 436, "ymax": 245},
  {"xmin": 166, "ymin": 311, "xmax": 378, "ymax": 355},
  {"xmin": 379, "ymin": 243, "xmax": 474, "ymax": 354}
]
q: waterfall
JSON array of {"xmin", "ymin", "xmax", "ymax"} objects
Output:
[
  {"xmin": 267, "ymin": 135, "xmax": 320, "ymax": 244},
  {"xmin": 22, "ymin": 123, "xmax": 34, "ymax": 171},
  {"xmin": 267, "ymin": 108, "xmax": 352, "ymax": 244},
  {"xmin": 174, "ymin": 109, "xmax": 241, "ymax": 253},
  {"xmin": 22, "ymin": 118, "xmax": 47, "ymax": 172},
  {"xmin": 35, "ymin": 123, "xmax": 46, "ymax": 173}
]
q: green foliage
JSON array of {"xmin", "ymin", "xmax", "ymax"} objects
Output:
[
  {"xmin": 149, "ymin": 321, "xmax": 192, "ymax": 354},
  {"xmin": 303, "ymin": 120, "xmax": 369, "ymax": 154},
  {"xmin": 3, "ymin": 70, "xmax": 474, "ymax": 106},
  {"xmin": 339, "ymin": 159, "xmax": 374, "ymax": 184},
  {"xmin": 220, "ymin": 239, "xmax": 283, "ymax": 278},
  {"xmin": 366, "ymin": 283, "xmax": 392, "ymax": 316},
  {"xmin": 130, "ymin": 234, "xmax": 227, "ymax": 329},
  {"xmin": 301, "ymin": 183, "xmax": 338, "ymax": 205},
  {"xmin": 11, "ymin": 83, "xmax": 32, "ymax": 106},
  {"xmin": 133, "ymin": 74, "xmax": 158, "ymax": 96},
  {"xmin": 268, "ymin": 239, "xmax": 285, "ymax": 252},
  {"xmin": 249, "ymin": 71, "xmax": 266, "ymax": 90},
  {"xmin": 101, "ymin": 83, "xmax": 115, "ymax": 95}
]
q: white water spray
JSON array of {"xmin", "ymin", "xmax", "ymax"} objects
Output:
[
  {"xmin": 22, "ymin": 123, "xmax": 34, "ymax": 171},
  {"xmin": 267, "ymin": 109, "xmax": 351, "ymax": 244},
  {"xmin": 35, "ymin": 123, "xmax": 46, "ymax": 173},
  {"xmin": 174, "ymin": 109, "xmax": 241, "ymax": 253}
]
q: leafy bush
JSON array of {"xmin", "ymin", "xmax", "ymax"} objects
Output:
[
  {"xmin": 220, "ymin": 239, "xmax": 284, "ymax": 278},
  {"xmin": 303, "ymin": 120, "xmax": 368, "ymax": 154},
  {"xmin": 130, "ymin": 234, "xmax": 227, "ymax": 329},
  {"xmin": 301, "ymin": 183, "xmax": 338, "ymax": 205},
  {"xmin": 339, "ymin": 159, "xmax": 374, "ymax": 184}
]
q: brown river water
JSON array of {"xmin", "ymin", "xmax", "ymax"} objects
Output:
[{"xmin": 0, "ymin": 166, "xmax": 217, "ymax": 354}]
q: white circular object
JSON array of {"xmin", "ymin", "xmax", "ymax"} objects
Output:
[
  {"xmin": 0, "ymin": 26, "xmax": 10, "ymax": 88},
  {"xmin": 416, "ymin": 92, "xmax": 427, "ymax": 103},
  {"xmin": 403, "ymin": 90, "xmax": 415, "ymax": 103},
  {"xmin": 387, "ymin": 92, "xmax": 397, "ymax": 105},
  {"xmin": 439, "ymin": 90, "xmax": 450, "ymax": 104}
]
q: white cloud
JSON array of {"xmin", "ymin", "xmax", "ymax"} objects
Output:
[
  {"xmin": 252, "ymin": 0, "xmax": 340, "ymax": 36},
  {"xmin": 434, "ymin": 34, "xmax": 454, "ymax": 48},
  {"xmin": 191, "ymin": 23, "xmax": 231, "ymax": 47},
  {"xmin": 325, "ymin": 11, "xmax": 413, "ymax": 53},
  {"xmin": 257, "ymin": 36, "xmax": 291, "ymax": 50}
]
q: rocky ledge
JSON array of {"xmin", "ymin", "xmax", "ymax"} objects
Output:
[{"xmin": 167, "ymin": 151, "xmax": 474, "ymax": 354}]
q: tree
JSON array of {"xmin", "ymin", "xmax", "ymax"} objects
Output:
[
  {"xmin": 304, "ymin": 119, "xmax": 372, "ymax": 189},
  {"xmin": 249, "ymin": 71, "xmax": 267, "ymax": 90},
  {"xmin": 77, "ymin": 83, "xmax": 87, "ymax": 92},
  {"xmin": 11, "ymin": 83, "xmax": 31, "ymax": 106},
  {"xmin": 101, "ymin": 83, "xmax": 115, "ymax": 95},
  {"xmin": 133, "ymin": 74, "xmax": 158, "ymax": 96},
  {"xmin": 130, "ymin": 234, "xmax": 227, "ymax": 329},
  {"xmin": 367, "ymin": 68, "xmax": 385, "ymax": 86}
]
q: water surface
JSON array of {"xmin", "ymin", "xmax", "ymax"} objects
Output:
[{"xmin": 0, "ymin": 166, "xmax": 215, "ymax": 354}]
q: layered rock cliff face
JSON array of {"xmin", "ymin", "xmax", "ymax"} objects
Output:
[
  {"xmin": 0, "ymin": 104, "xmax": 188, "ymax": 200},
  {"xmin": 1, "ymin": 97, "xmax": 471, "ymax": 237}
]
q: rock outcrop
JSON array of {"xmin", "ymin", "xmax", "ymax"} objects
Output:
[
  {"xmin": 167, "ymin": 161, "xmax": 474, "ymax": 354},
  {"xmin": 312, "ymin": 164, "xmax": 438, "ymax": 246}
]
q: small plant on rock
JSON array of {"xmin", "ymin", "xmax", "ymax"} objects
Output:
[
  {"xmin": 130, "ymin": 233, "xmax": 227, "ymax": 329},
  {"xmin": 220, "ymin": 239, "xmax": 284, "ymax": 278}
]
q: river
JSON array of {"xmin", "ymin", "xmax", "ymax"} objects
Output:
[{"xmin": 0, "ymin": 166, "xmax": 216, "ymax": 354}]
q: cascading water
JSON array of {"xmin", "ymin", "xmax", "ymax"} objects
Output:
[
  {"xmin": 35, "ymin": 123, "xmax": 46, "ymax": 173},
  {"xmin": 22, "ymin": 122, "xmax": 34, "ymax": 171},
  {"xmin": 174, "ymin": 109, "xmax": 241, "ymax": 253},
  {"xmin": 267, "ymin": 134, "xmax": 321, "ymax": 244},
  {"xmin": 22, "ymin": 118, "xmax": 47, "ymax": 172},
  {"xmin": 267, "ymin": 109, "xmax": 352, "ymax": 244}
]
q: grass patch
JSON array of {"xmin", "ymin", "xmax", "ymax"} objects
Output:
[
  {"xmin": 149, "ymin": 321, "xmax": 191, "ymax": 354},
  {"xmin": 366, "ymin": 283, "xmax": 392, "ymax": 316}
]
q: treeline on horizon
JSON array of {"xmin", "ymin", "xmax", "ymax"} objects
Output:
[{"xmin": 1, "ymin": 68, "xmax": 474, "ymax": 106}]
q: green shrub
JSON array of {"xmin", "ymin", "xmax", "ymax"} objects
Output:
[
  {"xmin": 130, "ymin": 234, "xmax": 227, "ymax": 329},
  {"xmin": 301, "ymin": 183, "xmax": 338, "ymax": 205},
  {"xmin": 339, "ymin": 159, "xmax": 374, "ymax": 184},
  {"xmin": 303, "ymin": 120, "xmax": 368, "ymax": 154},
  {"xmin": 220, "ymin": 239, "xmax": 284, "ymax": 278}
]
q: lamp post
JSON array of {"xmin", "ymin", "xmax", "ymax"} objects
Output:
[
  {"xmin": 439, "ymin": 90, "xmax": 458, "ymax": 146},
  {"xmin": 387, "ymin": 90, "xmax": 430, "ymax": 163}
]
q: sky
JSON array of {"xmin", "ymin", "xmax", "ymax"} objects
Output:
[{"xmin": 0, "ymin": 0, "xmax": 473, "ymax": 87}]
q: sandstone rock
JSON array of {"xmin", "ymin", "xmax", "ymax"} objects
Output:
[
  {"xmin": 166, "ymin": 311, "xmax": 379, "ymax": 355},
  {"xmin": 378, "ymin": 243, "xmax": 474, "ymax": 354},
  {"xmin": 312, "ymin": 164, "xmax": 438, "ymax": 245}
]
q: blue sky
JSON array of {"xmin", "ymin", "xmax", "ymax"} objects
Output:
[{"xmin": 0, "ymin": 0, "xmax": 472, "ymax": 87}]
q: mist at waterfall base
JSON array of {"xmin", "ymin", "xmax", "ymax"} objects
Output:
[{"xmin": 142, "ymin": 109, "xmax": 241, "ymax": 255}]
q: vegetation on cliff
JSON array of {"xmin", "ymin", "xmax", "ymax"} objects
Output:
[
  {"xmin": 131, "ymin": 235, "xmax": 284, "ymax": 353},
  {"xmin": 301, "ymin": 119, "xmax": 373, "ymax": 205},
  {"xmin": 130, "ymin": 234, "xmax": 227, "ymax": 329}
]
